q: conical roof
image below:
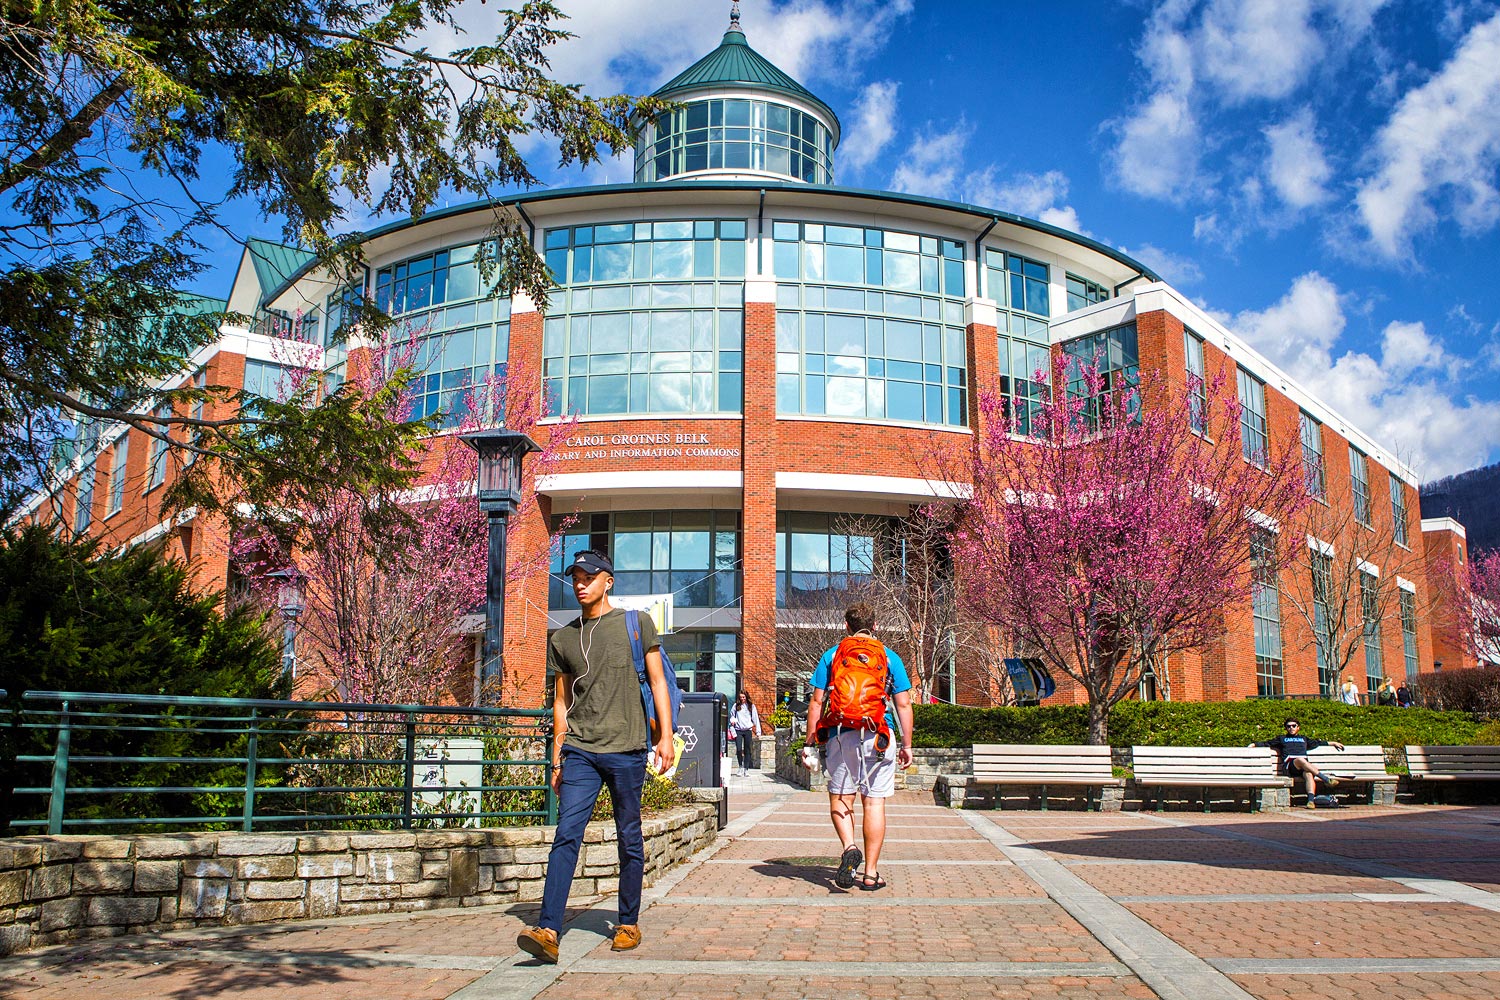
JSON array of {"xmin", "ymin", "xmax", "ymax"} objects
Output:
[{"xmin": 653, "ymin": 27, "xmax": 840, "ymax": 143}]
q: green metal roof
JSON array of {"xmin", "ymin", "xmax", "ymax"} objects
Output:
[
  {"xmin": 245, "ymin": 239, "xmax": 315, "ymax": 304},
  {"xmin": 653, "ymin": 28, "xmax": 841, "ymax": 142},
  {"xmin": 172, "ymin": 291, "xmax": 229, "ymax": 317}
]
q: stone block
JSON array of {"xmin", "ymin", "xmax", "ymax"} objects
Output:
[
  {"xmin": 133, "ymin": 860, "xmax": 181, "ymax": 894},
  {"xmin": 448, "ymin": 849, "xmax": 478, "ymax": 897},
  {"xmin": 348, "ymin": 833, "xmax": 416, "ymax": 850},
  {"xmin": 516, "ymin": 879, "xmax": 544, "ymax": 902},
  {"xmin": 297, "ymin": 856, "xmax": 354, "ymax": 878},
  {"xmin": 244, "ymin": 880, "xmax": 306, "ymax": 901},
  {"xmin": 229, "ymin": 899, "xmax": 305, "ymax": 924},
  {"xmin": 27, "ymin": 864, "xmax": 73, "ymax": 902},
  {"xmin": 135, "ymin": 836, "xmax": 215, "ymax": 859},
  {"xmin": 364, "ymin": 852, "xmax": 422, "ymax": 884},
  {"xmin": 86, "ymin": 896, "xmax": 159, "ymax": 927},
  {"xmin": 216, "ymin": 836, "xmax": 296, "ymax": 856},
  {"xmin": 238, "ymin": 856, "xmax": 296, "ymax": 879},
  {"xmin": 594, "ymin": 877, "xmax": 619, "ymax": 895},
  {"xmin": 307, "ymin": 879, "xmax": 339, "ymax": 918},
  {"xmin": 73, "ymin": 861, "xmax": 132, "ymax": 894},
  {"xmin": 491, "ymin": 828, "xmax": 543, "ymax": 847},
  {"xmin": 297, "ymin": 834, "xmax": 350, "ymax": 853},
  {"xmin": 178, "ymin": 878, "xmax": 229, "ymax": 919},
  {"xmin": 0, "ymin": 871, "xmax": 25, "ymax": 908},
  {"xmin": 479, "ymin": 847, "xmax": 515, "ymax": 865},
  {"xmin": 585, "ymin": 844, "xmax": 619, "ymax": 867},
  {"xmin": 41, "ymin": 841, "xmax": 84, "ymax": 863},
  {"xmin": 0, "ymin": 924, "xmax": 31, "ymax": 957},
  {"xmin": 80, "ymin": 840, "xmax": 132, "ymax": 859},
  {"xmin": 513, "ymin": 847, "xmax": 550, "ymax": 865},
  {"xmin": 338, "ymin": 882, "xmax": 401, "ymax": 902},
  {"xmin": 339, "ymin": 900, "xmax": 393, "ymax": 916},
  {"xmin": 186, "ymin": 859, "xmax": 234, "ymax": 879},
  {"xmin": 0, "ymin": 845, "xmax": 43, "ymax": 869},
  {"xmin": 398, "ymin": 879, "xmax": 448, "ymax": 898},
  {"xmin": 39, "ymin": 897, "xmax": 85, "ymax": 933},
  {"xmin": 421, "ymin": 861, "xmax": 450, "ymax": 880},
  {"xmin": 416, "ymin": 830, "xmax": 485, "ymax": 848}
]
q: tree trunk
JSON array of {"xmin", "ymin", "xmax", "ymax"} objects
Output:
[{"xmin": 1086, "ymin": 698, "xmax": 1110, "ymax": 746}]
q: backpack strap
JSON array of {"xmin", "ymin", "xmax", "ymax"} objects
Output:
[{"xmin": 624, "ymin": 609, "xmax": 648, "ymax": 685}]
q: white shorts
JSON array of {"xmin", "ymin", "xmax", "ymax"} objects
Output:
[{"xmin": 824, "ymin": 727, "xmax": 896, "ymax": 798}]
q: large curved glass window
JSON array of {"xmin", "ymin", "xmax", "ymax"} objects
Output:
[
  {"xmin": 372, "ymin": 243, "xmax": 512, "ymax": 427},
  {"xmin": 983, "ymin": 249, "xmax": 1052, "ymax": 433},
  {"xmin": 549, "ymin": 510, "xmax": 741, "ymax": 611},
  {"xmin": 771, "ymin": 222, "xmax": 967, "ymax": 427},
  {"xmin": 634, "ymin": 98, "xmax": 835, "ymax": 184},
  {"xmin": 775, "ymin": 512, "xmax": 899, "ymax": 608},
  {"xmin": 542, "ymin": 220, "xmax": 747, "ymax": 417}
]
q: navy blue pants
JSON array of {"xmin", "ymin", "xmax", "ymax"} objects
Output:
[{"xmin": 539, "ymin": 745, "xmax": 646, "ymax": 932}]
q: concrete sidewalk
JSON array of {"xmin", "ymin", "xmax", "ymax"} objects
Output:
[{"xmin": 5, "ymin": 786, "xmax": 1500, "ymax": 1000}]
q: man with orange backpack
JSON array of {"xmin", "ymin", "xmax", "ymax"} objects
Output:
[{"xmin": 804, "ymin": 601, "xmax": 914, "ymax": 891}]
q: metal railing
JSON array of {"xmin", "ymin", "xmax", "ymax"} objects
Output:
[{"xmin": 1, "ymin": 691, "xmax": 555, "ymax": 836}]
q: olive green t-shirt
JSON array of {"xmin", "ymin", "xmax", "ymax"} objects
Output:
[{"xmin": 548, "ymin": 607, "xmax": 658, "ymax": 754}]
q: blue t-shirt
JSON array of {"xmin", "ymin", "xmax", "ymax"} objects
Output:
[{"xmin": 810, "ymin": 640, "xmax": 912, "ymax": 732}]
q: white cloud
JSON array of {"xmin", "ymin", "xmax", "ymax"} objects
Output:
[
  {"xmin": 1354, "ymin": 10, "xmax": 1500, "ymax": 258},
  {"xmin": 1226, "ymin": 272, "xmax": 1500, "ymax": 478},
  {"xmin": 1120, "ymin": 243, "xmax": 1205, "ymax": 286},
  {"xmin": 839, "ymin": 81, "xmax": 900, "ymax": 174},
  {"xmin": 966, "ymin": 169, "xmax": 1087, "ymax": 234},
  {"xmin": 1264, "ymin": 108, "xmax": 1334, "ymax": 209},
  {"xmin": 888, "ymin": 122, "xmax": 967, "ymax": 198},
  {"xmin": 1198, "ymin": 0, "xmax": 1324, "ymax": 104}
]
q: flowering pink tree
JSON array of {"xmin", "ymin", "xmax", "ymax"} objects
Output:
[
  {"xmin": 1460, "ymin": 550, "xmax": 1500, "ymax": 666},
  {"xmin": 946, "ymin": 357, "xmax": 1313, "ymax": 744},
  {"xmin": 233, "ymin": 331, "xmax": 573, "ymax": 707}
]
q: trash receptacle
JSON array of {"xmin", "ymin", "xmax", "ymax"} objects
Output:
[{"xmin": 675, "ymin": 692, "xmax": 728, "ymax": 828}]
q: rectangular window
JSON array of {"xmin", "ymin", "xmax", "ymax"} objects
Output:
[
  {"xmin": 1062, "ymin": 324, "xmax": 1140, "ymax": 430},
  {"xmin": 1184, "ymin": 329, "xmax": 1206, "ymax": 435},
  {"xmin": 74, "ymin": 463, "xmax": 95, "ymax": 533},
  {"xmin": 773, "ymin": 511, "xmax": 902, "ymax": 608},
  {"xmin": 184, "ymin": 369, "xmax": 207, "ymax": 467},
  {"xmin": 1399, "ymin": 588, "xmax": 1419, "ymax": 680},
  {"xmin": 548, "ymin": 510, "xmax": 741, "ymax": 612},
  {"xmin": 146, "ymin": 404, "xmax": 171, "ymax": 490},
  {"xmin": 1311, "ymin": 551, "xmax": 1335, "ymax": 696},
  {"xmin": 108, "ymin": 436, "xmax": 128, "ymax": 516},
  {"xmin": 1361, "ymin": 570, "xmax": 1382, "ymax": 696},
  {"xmin": 1390, "ymin": 473, "xmax": 1409, "ymax": 546},
  {"xmin": 1065, "ymin": 274, "xmax": 1108, "ymax": 312},
  {"xmin": 1299, "ymin": 411, "xmax": 1326, "ymax": 499},
  {"xmin": 1251, "ymin": 527, "xmax": 1284, "ymax": 697},
  {"xmin": 1237, "ymin": 367, "xmax": 1268, "ymax": 466},
  {"xmin": 1350, "ymin": 447, "xmax": 1371, "ymax": 526}
]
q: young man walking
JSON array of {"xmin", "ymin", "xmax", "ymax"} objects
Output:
[
  {"xmin": 804, "ymin": 602, "xmax": 914, "ymax": 891},
  {"xmin": 516, "ymin": 549, "xmax": 677, "ymax": 963},
  {"xmin": 1251, "ymin": 718, "xmax": 1345, "ymax": 807}
]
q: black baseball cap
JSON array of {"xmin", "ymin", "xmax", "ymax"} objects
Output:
[{"xmin": 566, "ymin": 549, "xmax": 614, "ymax": 577}]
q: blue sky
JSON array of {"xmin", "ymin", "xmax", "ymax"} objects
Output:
[{"xmin": 203, "ymin": 0, "xmax": 1500, "ymax": 481}]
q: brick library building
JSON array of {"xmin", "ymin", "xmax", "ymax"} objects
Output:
[{"xmin": 25, "ymin": 14, "xmax": 1487, "ymax": 713}]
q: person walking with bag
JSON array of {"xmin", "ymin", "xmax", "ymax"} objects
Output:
[
  {"xmin": 728, "ymin": 690, "xmax": 760, "ymax": 776},
  {"xmin": 516, "ymin": 549, "xmax": 677, "ymax": 964},
  {"xmin": 804, "ymin": 601, "xmax": 914, "ymax": 892}
]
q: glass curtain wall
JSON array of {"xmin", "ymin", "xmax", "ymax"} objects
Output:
[
  {"xmin": 635, "ymin": 98, "xmax": 835, "ymax": 184},
  {"xmin": 542, "ymin": 220, "xmax": 747, "ymax": 417},
  {"xmin": 549, "ymin": 510, "xmax": 741, "ymax": 610},
  {"xmin": 1062, "ymin": 324, "xmax": 1140, "ymax": 427},
  {"xmin": 775, "ymin": 512, "xmax": 897, "ymax": 607},
  {"xmin": 986, "ymin": 250, "xmax": 1051, "ymax": 434},
  {"xmin": 1251, "ymin": 527, "xmax": 1285, "ymax": 697},
  {"xmin": 1065, "ymin": 274, "xmax": 1108, "ymax": 312},
  {"xmin": 372, "ymin": 245, "xmax": 513, "ymax": 428},
  {"xmin": 772, "ymin": 222, "xmax": 968, "ymax": 426}
]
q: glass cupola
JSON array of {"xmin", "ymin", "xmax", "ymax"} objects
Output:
[{"xmin": 634, "ymin": 5, "xmax": 841, "ymax": 185}]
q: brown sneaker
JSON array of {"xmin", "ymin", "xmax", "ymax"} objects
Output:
[
  {"xmin": 517, "ymin": 926, "xmax": 559, "ymax": 964},
  {"xmin": 611, "ymin": 924, "xmax": 642, "ymax": 952}
]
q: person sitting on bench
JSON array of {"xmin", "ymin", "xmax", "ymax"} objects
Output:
[{"xmin": 1251, "ymin": 718, "xmax": 1345, "ymax": 808}]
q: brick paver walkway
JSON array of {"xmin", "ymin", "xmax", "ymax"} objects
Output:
[{"xmin": 4, "ymin": 787, "xmax": 1500, "ymax": 1000}]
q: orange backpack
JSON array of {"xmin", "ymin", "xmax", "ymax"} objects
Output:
[{"xmin": 819, "ymin": 634, "xmax": 891, "ymax": 745}]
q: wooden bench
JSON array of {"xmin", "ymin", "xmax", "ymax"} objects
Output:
[
  {"xmin": 1406, "ymin": 745, "xmax": 1500, "ymax": 802},
  {"xmin": 936, "ymin": 744, "xmax": 1124, "ymax": 811},
  {"xmin": 1130, "ymin": 746, "xmax": 1292, "ymax": 812},
  {"xmin": 1306, "ymin": 744, "xmax": 1398, "ymax": 805}
]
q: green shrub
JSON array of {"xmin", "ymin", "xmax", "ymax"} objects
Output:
[
  {"xmin": 910, "ymin": 700, "xmax": 1480, "ymax": 750},
  {"xmin": 1475, "ymin": 721, "xmax": 1500, "ymax": 745}
]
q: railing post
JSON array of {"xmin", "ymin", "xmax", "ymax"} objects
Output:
[
  {"xmin": 242, "ymin": 707, "xmax": 260, "ymax": 833},
  {"xmin": 542, "ymin": 716, "xmax": 558, "ymax": 826},
  {"xmin": 402, "ymin": 713, "xmax": 417, "ymax": 830},
  {"xmin": 47, "ymin": 701, "xmax": 72, "ymax": 835}
]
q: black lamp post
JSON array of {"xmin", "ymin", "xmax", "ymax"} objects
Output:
[
  {"xmin": 267, "ymin": 566, "xmax": 306, "ymax": 678},
  {"xmin": 461, "ymin": 428, "xmax": 541, "ymax": 704}
]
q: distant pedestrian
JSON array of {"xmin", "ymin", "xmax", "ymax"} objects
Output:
[
  {"xmin": 729, "ymin": 690, "xmax": 760, "ymax": 776},
  {"xmin": 1251, "ymin": 718, "xmax": 1345, "ymax": 807},
  {"xmin": 1376, "ymin": 677, "xmax": 1397, "ymax": 707},
  {"xmin": 804, "ymin": 602, "xmax": 914, "ymax": 892},
  {"xmin": 1396, "ymin": 680, "xmax": 1414, "ymax": 708},
  {"xmin": 516, "ymin": 549, "xmax": 677, "ymax": 964},
  {"xmin": 1339, "ymin": 676, "xmax": 1362, "ymax": 705}
]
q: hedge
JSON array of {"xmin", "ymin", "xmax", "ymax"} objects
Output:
[{"xmin": 911, "ymin": 701, "xmax": 1483, "ymax": 751}]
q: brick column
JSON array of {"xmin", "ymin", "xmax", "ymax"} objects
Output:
[
  {"xmin": 500, "ymin": 294, "xmax": 553, "ymax": 708},
  {"xmin": 740, "ymin": 277, "xmax": 778, "ymax": 711},
  {"xmin": 958, "ymin": 297, "xmax": 1002, "ymax": 705}
]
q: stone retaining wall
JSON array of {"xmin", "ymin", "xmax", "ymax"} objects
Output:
[{"xmin": 0, "ymin": 804, "xmax": 717, "ymax": 957}]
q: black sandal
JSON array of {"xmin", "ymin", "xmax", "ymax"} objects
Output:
[
  {"xmin": 858, "ymin": 872, "xmax": 887, "ymax": 891},
  {"xmin": 835, "ymin": 846, "xmax": 863, "ymax": 889}
]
